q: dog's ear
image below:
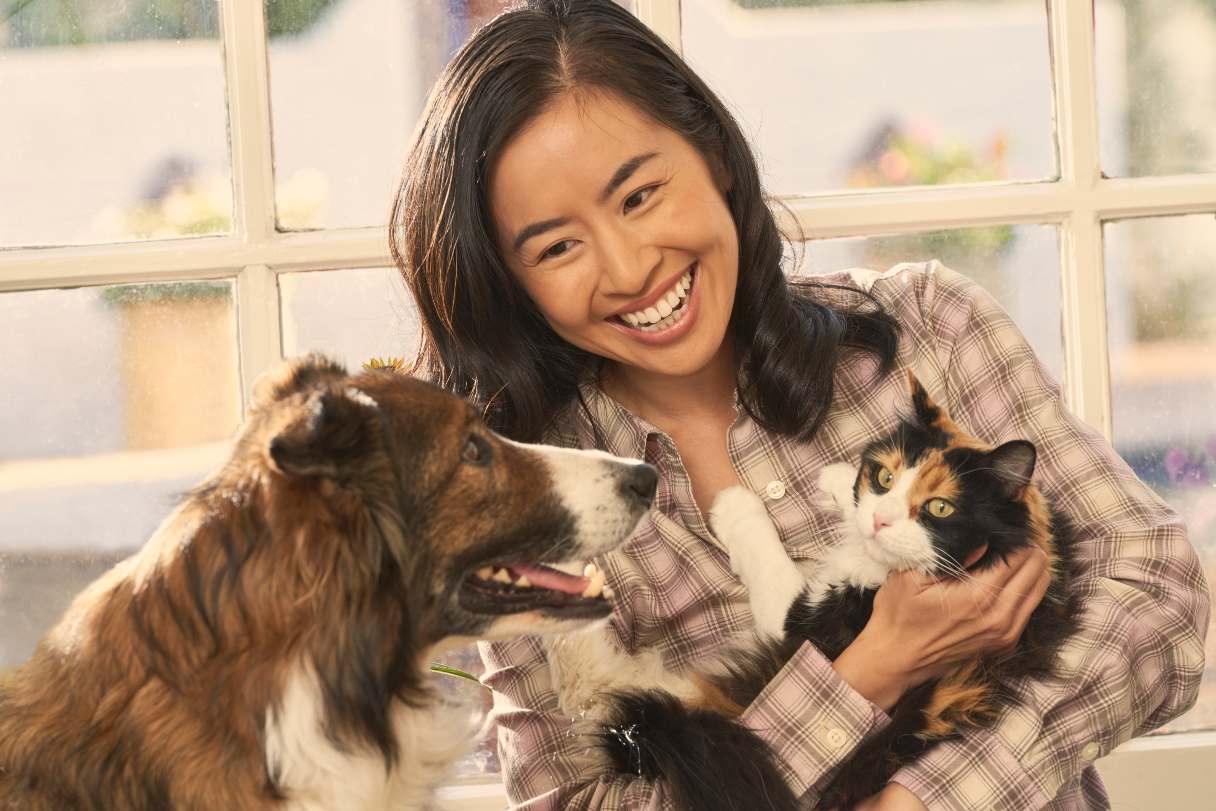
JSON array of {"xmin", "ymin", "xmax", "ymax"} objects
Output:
[
  {"xmin": 253, "ymin": 353, "xmax": 348, "ymax": 410},
  {"xmin": 267, "ymin": 386, "xmax": 378, "ymax": 479}
]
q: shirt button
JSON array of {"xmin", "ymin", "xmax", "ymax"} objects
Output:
[
  {"xmin": 1080, "ymin": 741, "xmax": 1100, "ymax": 761},
  {"xmin": 817, "ymin": 726, "xmax": 847, "ymax": 750},
  {"xmin": 765, "ymin": 480, "xmax": 786, "ymax": 500}
]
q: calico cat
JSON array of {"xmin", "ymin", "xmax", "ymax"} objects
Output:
[{"xmin": 594, "ymin": 373, "xmax": 1081, "ymax": 810}]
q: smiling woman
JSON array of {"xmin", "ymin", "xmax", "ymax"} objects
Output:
[{"xmin": 389, "ymin": 2, "xmax": 1209, "ymax": 810}]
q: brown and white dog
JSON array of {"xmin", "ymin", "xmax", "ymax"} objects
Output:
[{"xmin": 0, "ymin": 354, "xmax": 655, "ymax": 811}]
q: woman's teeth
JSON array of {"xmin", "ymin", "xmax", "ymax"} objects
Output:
[{"xmin": 619, "ymin": 269, "xmax": 693, "ymax": 332}]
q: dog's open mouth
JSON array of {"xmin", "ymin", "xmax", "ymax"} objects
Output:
[{"xmin": 459, "ymin": 561, "xmax": 614, "ymax": 619}]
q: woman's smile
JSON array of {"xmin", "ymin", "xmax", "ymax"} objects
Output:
[{"xmin": 607, "ymin": 263, "xmax": 700, "ymax": 345}]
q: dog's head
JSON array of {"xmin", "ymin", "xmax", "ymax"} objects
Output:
[{"xmin": 243, "ymin": 353, "xmax": 655, "ymax": 646}]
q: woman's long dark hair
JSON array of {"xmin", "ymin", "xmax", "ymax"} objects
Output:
[{"xmin": 391, "ymin": 0, "xmax": 899, "ymax": 443}]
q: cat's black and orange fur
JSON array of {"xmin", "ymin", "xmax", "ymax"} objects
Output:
[{"xmin": 598, "ymin": 374, "xmax": 1082, "ymax": 810}]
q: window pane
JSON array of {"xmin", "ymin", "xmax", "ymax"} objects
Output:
[
  {"xmin": 279, "ymin": 267, "xmax": 420, "ymax": 369},
  {"xmin": 266, "ymin": 0, "xmax": 629, "ymax": 231},
  {"xmin": 1096, "ymin": 0, "xmax": 1216, "ymax": 177},
  {"xmin": 0, "ymin": 2, "xmax": 232, "ymax": 247},
  {"xmin": 0, "ymin": 281, "xmax": 241, "ymax": 668},
  {"xmin": 1105, "ymin": 214, "xmax": 1216, "ymax": 733},
  {"xmin": 681, "ymin": 0, "xmax": 1057, "ymax": 196},
  {"xmin": 799, "ymin": 224, "xmax": 1064, "ymax": 380}
]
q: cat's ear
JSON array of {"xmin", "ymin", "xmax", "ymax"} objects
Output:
[
  {"xmin": 985, "ymin": 440, "xmax": 1037, "ymax": 499},
  {"xmin": 907, "ymin": 372, "xmax": 961, "ymax": 438},
  {"xmin": 907, "ymin": 372, "xmax": 937, "ymax": 425}
]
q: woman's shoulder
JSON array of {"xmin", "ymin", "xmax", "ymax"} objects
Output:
[
  {"xmin": 805, "ymin": 259, "xmax": 989, "ymax": 341},
  {"xmin": 805, "ymin": 260, "xmax": 976, "ymax": 312}
]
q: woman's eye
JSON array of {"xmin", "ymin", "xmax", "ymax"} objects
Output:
[
  {"xmin": 541, "ymin": 239, "xmax": 576, "ymax": 261},
  {"xmin": 875, "ymin": 466, "xmax": 895, "ymax": 491},
  {"xmin": 927, "ymin": 498, "xmax": 955, "ymax": 518},
  {"xmin": 623, "ymin": 186, "xmax": 656, "ymax": 213}
]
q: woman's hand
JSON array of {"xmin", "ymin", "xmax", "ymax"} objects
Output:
[{"xmin": 832, "ymin": 544, "xmax": 1051, "ymax": 711}]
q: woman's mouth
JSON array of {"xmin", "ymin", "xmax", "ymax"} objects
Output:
[{"xmin": 609, "ymin": 264, "xmax": 699, "ymax": 343}]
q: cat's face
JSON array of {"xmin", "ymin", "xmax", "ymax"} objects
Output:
[{"xmin": 848, "ymin": 375, "xmax": 1040, "ymax": 577}]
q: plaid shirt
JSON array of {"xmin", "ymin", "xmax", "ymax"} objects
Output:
[{"xmin": 479, "ymin": 262, "xmax": 1210, "ymax": 810}]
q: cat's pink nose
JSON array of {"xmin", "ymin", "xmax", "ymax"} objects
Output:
[{"xmin": 873, "ymin": 515, "xmax": 892, "ymax": 533}]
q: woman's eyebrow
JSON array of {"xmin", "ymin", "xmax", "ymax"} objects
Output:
[
  {"xmin": 511, "ymin": 152, "xmax": 661, "ymax": 253},
  {"xmin": 513, "ymin": 217, "xmax": 572, "ymax": 253},
  {"xmin": 598, "ymin": 151, "xmax": 659, "ymax": 203}
]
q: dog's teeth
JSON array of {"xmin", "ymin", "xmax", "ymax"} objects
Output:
[
  {"xmin": 476, "ymin": 567, "xmax": 493, "ymax": 580},
  {"xmin": 581, "ymin": 567, "xmax": 606, "ymax": 599},
  {"xmin": 492, "ymin": 569, "xmax": 512, "ymax": 584},
  {"xmin": 515, "ymin": 575, "xmax": 531, "ymax": 588},
  {"xmin": 603, "ymin": 585, "xmax": 615, "ymax": 600},
  {"xmin": 584, "ymin": 563, "xmax": 599, "ymax": 578}
]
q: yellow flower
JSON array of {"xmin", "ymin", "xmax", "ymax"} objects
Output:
[{"xmin": 363, "ymin": 356, "xmax": 408, "ymax": 373}]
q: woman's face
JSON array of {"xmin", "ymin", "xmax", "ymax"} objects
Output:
[{"xmin": 489, "ymin": 91, "xmax": 739, "ymax": 383}]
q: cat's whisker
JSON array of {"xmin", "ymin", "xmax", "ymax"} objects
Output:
[{"xmin": 929, "ymin": 550, "xmax": 1044, "ymax": 601}]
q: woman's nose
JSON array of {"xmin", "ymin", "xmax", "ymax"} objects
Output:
[{"xmin": 598, "ymin": 228, "xmax": 662, "ymax": 295}]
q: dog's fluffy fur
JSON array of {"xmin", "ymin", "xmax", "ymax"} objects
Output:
[{"xmin": 0, "ymin": 354, "xmax": 655, "ymax": 810}]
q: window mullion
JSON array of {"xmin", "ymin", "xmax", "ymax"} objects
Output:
[
  {"xmin": 1050, "ymin": 0, "xmax": 1112, "ymax": 437},
  {"xmin": 236, "ymin": 264, "xmax": 283, "ymax": 410},
  {"xmin": 634, "ymin": 0, "xmax": 683, "ymax": 56},
  {"xmin": 221, "ymin": 0, "xmax": 277, "ymax": 244},
  {"xmin": 780, "ymin": 182, "xmax": 1075, "ymax": 239}
]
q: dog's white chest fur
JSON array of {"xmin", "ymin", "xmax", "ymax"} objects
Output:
[{"xmin": 265, "ymin": 665, "xmax": 481, "ymax": 811}]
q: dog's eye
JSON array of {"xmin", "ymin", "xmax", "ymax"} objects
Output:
[{"xmin": 462, "ymin": 435, "xmax": 491, "ymax": 466}]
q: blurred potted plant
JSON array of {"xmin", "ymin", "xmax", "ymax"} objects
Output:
[{"xmin": 847, "ymin": 119, "xmax": 1016, "ymax": 272}]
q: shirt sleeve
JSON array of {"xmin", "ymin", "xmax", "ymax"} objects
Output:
[
  {"xmin": 480, "ymin": 634, "xmax": 891, "ymax": 809},
  {"xmin": 885, "ymin": 263, "xmax": 1211, "ymax": 810}
]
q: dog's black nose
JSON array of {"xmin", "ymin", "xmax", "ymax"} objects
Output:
[{"xmin": 618, "ymin": 463, "xmax": 658, "ymax": 506}]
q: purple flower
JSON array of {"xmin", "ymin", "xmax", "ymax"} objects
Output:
[{"xmin": 1164, "ymin": 447, "xmax": 1209, "ymax": 486}]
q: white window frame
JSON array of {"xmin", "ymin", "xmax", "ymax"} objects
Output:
[{"xmin": 1, "ymin": 1, "xmax": 1212, "ymax": 807}]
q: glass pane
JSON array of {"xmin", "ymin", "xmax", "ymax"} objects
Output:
[
  {"xmin": 280, "ymin": 267, "xmax": 420, "ymax": 370},
  {"xmin": 1096, "ymin": 0, "xmax": 1216, "ymax": 177},
  {"xmin": 0, "ymin": 281, "xmax": 241, "ymax": 668},
  {"xmin": 681, "ymin": 0, "xmax": 1057, "ymax": 196},
  {"xmin": 1105, "ymin": 214, "xmax": 1216, "ymax": 733},
  {"xmin": 0, "ymin": 2, "xmax": 232, "ymax": 247},
  {"xmin": 266, "ymin": 0, "xmax": 630, "ymax": 231},
  {"xmin": 799, "ymin": 224, "xmax": 1064, "ymax": 380}
]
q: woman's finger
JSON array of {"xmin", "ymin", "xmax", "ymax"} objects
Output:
[{"xmin": 961, "ymin": 542, "xmax": 989, "ymax": 570}]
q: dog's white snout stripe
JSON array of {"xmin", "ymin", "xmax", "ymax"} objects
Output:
[{"xmin": 508, "ymin": 441, "xmax": 651, "ymax": 558}]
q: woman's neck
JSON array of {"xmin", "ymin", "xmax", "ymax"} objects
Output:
[{"xmin": 600, "ymin": 340, "xmax": 738, "ymax": 430}]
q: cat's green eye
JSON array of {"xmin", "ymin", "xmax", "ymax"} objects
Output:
[
  {"xmin": 927, "ymin": 498, "xmax": 955, "ymax": 518},
  {"xmin": 875, "ymin": 466, "xmax": 895, "ymax": 491}
]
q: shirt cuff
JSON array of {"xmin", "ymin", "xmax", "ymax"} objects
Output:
[
  {"xmin": 889, "ymin": 728, "xmax": 1051, "ymax": 811},
  {"xmin": 740, "ymin": 642, "xmax": 891, "ymax": 797}
]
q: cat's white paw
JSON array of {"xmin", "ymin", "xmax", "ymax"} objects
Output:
[
  {"xmin": 709, "ymin": 485, "xmax": 769, "ymax": 575},
  {"xmin": 816, "ymin": 462, "xmax": 858, "ymax": 515}
]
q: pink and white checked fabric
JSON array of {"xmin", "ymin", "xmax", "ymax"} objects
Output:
[{"xmin": 480, "ymin": 263, "xmax": 1210, "ymax": 810}]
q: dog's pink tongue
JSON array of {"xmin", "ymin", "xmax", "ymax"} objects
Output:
[{"xmin": 508, "ymin": 564, "xmax": 589, "ymax": 596}]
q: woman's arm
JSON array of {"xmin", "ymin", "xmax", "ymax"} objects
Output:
[
  {"xmin": 880, "ymin": 263, "xmax": 1210, "ymax": 810},
  {"xmin": 480, "ymin": 632, "xmax": 892, "ymax": 809}
]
